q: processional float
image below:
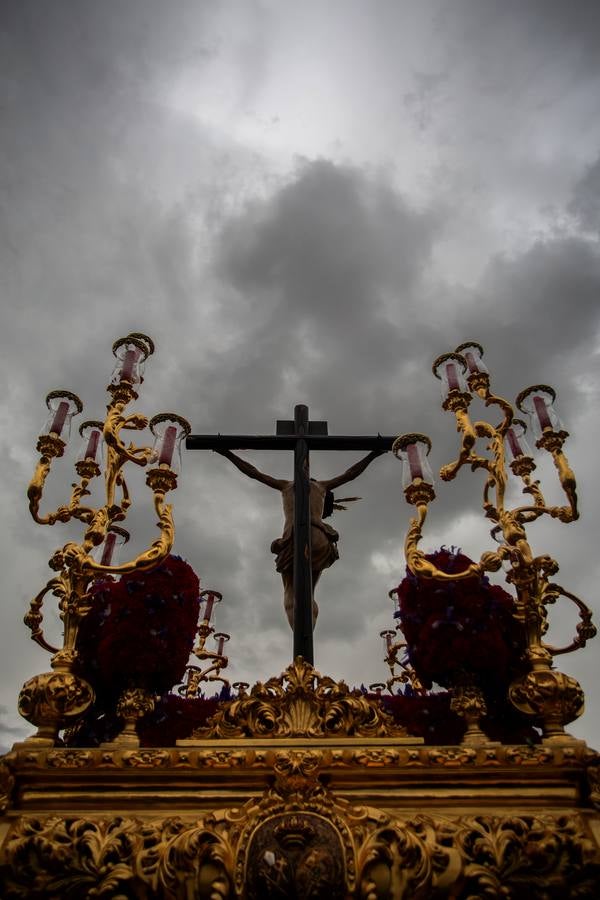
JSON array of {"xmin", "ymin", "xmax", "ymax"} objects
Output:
[{"xmin": 1, "ymin": 335, "xmax": 600, "ymax": 898}]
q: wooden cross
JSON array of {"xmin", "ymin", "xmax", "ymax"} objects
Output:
[{"xmin": 186, "ymin": 405, "xmax": 395, "ymax": 664}]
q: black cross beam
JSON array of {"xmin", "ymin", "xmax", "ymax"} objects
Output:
[{"xmin": 186, "ymin": 405, "xmax": 395, "ymax": 665}]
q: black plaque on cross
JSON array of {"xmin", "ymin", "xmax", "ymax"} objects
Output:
[{"xmin": 186, "ymin": 405, "xmax": 395, "ymax": 664}]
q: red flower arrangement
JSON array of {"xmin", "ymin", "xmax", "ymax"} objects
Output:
[
  {"xmin": 376, "ymin": 689, "xmax": 538, "ymax": 745},
  {"xmin": 394, "ymin": 547, "xmax": 524, "ymax": 693},
  {"xmin": 76, "ymin": 555, "xmax": 201, "ymax": 710},
  {"xmin": 137, "ymin": 690, "xmax": 229, "ymax": 747}
]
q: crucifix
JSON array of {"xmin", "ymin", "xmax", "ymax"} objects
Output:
[{"xmin": 186, "ymin": 405, "xmax": 396, "ymax": 665}]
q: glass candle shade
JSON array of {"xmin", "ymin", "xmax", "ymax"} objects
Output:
[
  {"xmin": 454, "ymin": 341, "xmax": 488, "ymax": 376},
  {"xmin": 432, "ymin": 352, "xmax": 469, "ymax": 403},
  {"xmin": 516, "ymin": 385, "xmax": 565, "ymax": 444},
  {"xmin": 42, "ymin": 391, "xmax": 83, "ymax": 442},
  {"xmin": 380, "ymin": 629, "xmax": 396, "ymax": 655},
  {"xmin": 91, "ymin": 527, "xmax": 129, "ymax": 567},
  {"xmin": 393, "ymin": 434, "xmax": 434, "ymax": 489},
  {"xmin": 199, "ymin": 589, "xmax": 222, "ymax": 625},
  {"xmin": 110, "ymin": 334, "xmax": 153, "ymax": 386},
  {"xmin": 504, "ymin": 419, "xmax": 533, "ymax": 462},
  {"xmin": 149, "ymin": 413, "xmax": 191, "ymax": 474},
  {"xmin": 76, "ymin": 420, "xmax": 104, "ymax": 466},
  {"xmin": 214, "ymin": 632, "xmax": 230, "ymax": 658}
]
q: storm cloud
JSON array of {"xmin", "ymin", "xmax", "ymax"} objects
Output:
[{"xmin": 1, "ymin": 1, "xmax": 599, "ymax": 751}]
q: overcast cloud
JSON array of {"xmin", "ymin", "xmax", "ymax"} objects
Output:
[{"xmin": 1, "ymin": 0, "xmax": 599, "ymax": 751}]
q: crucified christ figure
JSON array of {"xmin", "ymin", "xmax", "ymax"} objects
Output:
[{"xmin": 216, "ymin": 448, "xmax": 384, "ymax": 629}]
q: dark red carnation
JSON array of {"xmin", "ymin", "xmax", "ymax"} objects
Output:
[
  {"xmin": 393, "ymin": 547, "xmax": 524, "ymax": 692},
  {"xmin": 76, "ymin": 555, "xmax": 200, "ymax": 707}
]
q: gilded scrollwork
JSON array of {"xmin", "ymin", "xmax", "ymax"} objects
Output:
[
  {"xmin": 5, "ymin": 740, "xmax": 595, "ymax": 774},
  {"xmin": 2, "ymin": 816, "xmax": 148, "ymax": 898},
  {"xmin": 357, "ymin": 817, "xmax": 463, "ymax": 899},
  {"xmin": 504, "ymin": 745, "xmax": 553, "ymax": 766},
  {"xmin": 427, "ymin": 747, "xmax": 477, "ymax": 767},
  {"xmin": 3, "ymin": 806, "xmax": 598, "ymax": 898},
  {"xmin": 122, "ymin": 749, "xmax": 172, "ymax": 768},
  {"xmin": 46, "ymin": 749, "xmax": 94, "ymax": 768},
  {"xmin": 448, "ymin": 814, "xmax": 599, "ymax": 898},
  {"xmin": 137, "ymin": 816, "xmax": 233, "ymax": 899},
  {"xmin": 195, "ymin": 658, "xmax": 407, "ymax": 740}
]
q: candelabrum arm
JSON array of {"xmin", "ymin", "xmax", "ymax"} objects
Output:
[
  {"xmin": 29, "ymin": 452, "xmax": 100, "ymax": 528},
  {"xmin": 24, "ymin": 579, "xmax": 63, "ymax": 653},
  {"xmin": 78, "ymin": 490, "xmax": 174, "ymax": 577},
  {"xmin": 475, "ymin": 382, "xmax": 514, "ymax": 434},
  {"xmin": 103, "ymin": 406, "xmax": 153, "ymax": 510},
  {"xmin": 404, "ymin": 502, "xmax": 505, "ymax": 581},
  {"xmin": 511, "ymin": 446, "xmax": 578, "ymax": 525},
  {"xmin": 439, "ymin": 407, "xmax": 481, "ymax": 482},
  {"xmin": 29, "ymin": 490, "xmax": 172, "ymax": 663},
  {"xmin": 27, "ymin": 436, "xmax": 94, "ymax": 526},
  {"xmin": 28, "ymin": 453, "xmax": 59, "ymax": 525},
  {"xmin": 540, "ymin": 583, "xmax": 596, "ymax": 656},
  {"xmin": 549, "ymin": 445, "xmax": 578, "ymax": 522},
  {"xmin": 440, "ymin": 376, "xmax": 514, "ymax": 507}
]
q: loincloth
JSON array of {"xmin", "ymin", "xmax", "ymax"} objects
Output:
[{"xmin": 271, "ymin": 521, "xmax": 339, "ymax": 575}]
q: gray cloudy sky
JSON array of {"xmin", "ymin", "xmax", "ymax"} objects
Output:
[{"xmin": 1, "ymin": 0, "xmax": 599, "ymax": 750}]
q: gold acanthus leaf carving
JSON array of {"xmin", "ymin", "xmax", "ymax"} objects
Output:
[
  {"xmin": 357, "ymin": 813, "xmax": 600, "ymax": 899},
  {"xmin": 3, "ymin": 810, "xmax": 599, "ymax": 899},
  {"xmin": 195, "ymin": 657, "xmax": 407, "ymax": 739}
]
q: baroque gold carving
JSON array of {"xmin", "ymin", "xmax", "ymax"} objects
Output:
[
  {"xmin": 122, "ymin": 749, "xmax": 172, "ymax": 767},
  {"xmin": 46, "ymin": 749, "xmax": 94, "ymax": 768},
  {"xmin": 111, "ymin": 687, "xmax": 156, "ymax": 748},
  {"xmin": 195, "ymin": 658, "xmax": 407, "ymax": 739},
  {"xmin": 358, "ymin": 813, "xmax": 600, "ymax": 898},
  {"xmin": 427, "ymin": 747, "xmax": 477, "ymax": 767},
  {"xmin": 5, "ymin": 741, "xmax": 596, "ymax": 774},
  {"xmin": 3, "ymin": 807, "xmax": 599, "ymax": 898},
  {"xmin": 450, "ymin": 681, "xmax": 489, "ymax": 745},
  {"xmin": 509, "ymin": 669, "xmax": 585, "ymax": 740},
  {"xmin": 245, "ymin": 811, "xmax": 346, "ymax": 899},
  {"xmin": 17, "ymin": 671, "xmax": 94, "ymax": 741}
]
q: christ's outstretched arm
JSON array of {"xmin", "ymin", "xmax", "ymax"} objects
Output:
[
  {"xmin": 321, "ymin": 449, "xmax": 385, "ymax": 491},
  {"xmin": 215, "ymin": 449, "xmax": 287, "ymax": 491}
]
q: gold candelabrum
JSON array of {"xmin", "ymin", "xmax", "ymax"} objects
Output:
[
  {"xmin": 376, "ymin": 612, "xmax": 426, "ymax": 696},
  {"xmin": 20, "ymin": 332, "xmax": 191, "ymax": 746},
  {"xmin": 178, "ymin": 590, "xmax": 231, "ymax": 697},
  {"xmin": 392, "ymin": 341, "xmax": 596, "ymax": 743}
]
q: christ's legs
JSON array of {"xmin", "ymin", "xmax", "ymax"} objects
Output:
[
  {"xmin": 282, "ymin": 569, "xmax": 319, "ymax": 630},
  {"xmin": 282, "ymin": 570, "xmax": 294, "ymax": 629},
  {"xmin": 311, "ymin": 570, "xmax": 321, "ymax": 624}
]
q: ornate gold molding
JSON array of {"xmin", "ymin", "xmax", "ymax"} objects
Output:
[
  {"xmin": 194, "ymin": 658, "xmax": 408, "ymax": 739},
  {"xmin": 3, "ymin": 741, "xmax": 599, "ymax": 895},
  {"xmin": 2, "ymin": 803, "xmax": 599, "ymax": 898},
  {"xmin": 4, "ymin": 742, "xmax": 596, "ymax": 775}
]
